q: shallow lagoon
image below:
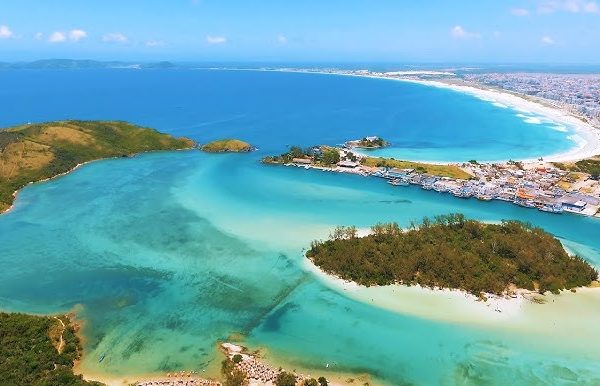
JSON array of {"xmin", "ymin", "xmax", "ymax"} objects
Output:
[{"xmin": 0, "ymin": 70, "xmax": 599, "ymax": 385}]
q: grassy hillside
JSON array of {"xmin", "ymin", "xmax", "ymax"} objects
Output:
[
  {"xmin": 554, "ymin": 155, "xmax": 600, "ymax": 178},
  {"xmin": 0, "ymin": 120, "xmax": 195, "ymax": 212},
  {"xmin": 360, "ymin": 156, "xmax": 473, "ymax": 180},
  {"xmin": 201, "ymin": 139, "xmax": 253, "ymax": 153},
  {"xmin": 0, "ymin": 312, "xmax": 104, "ymax": 386}
]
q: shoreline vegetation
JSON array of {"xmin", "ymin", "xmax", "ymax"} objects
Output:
[
  {"xmin": 554, "ymin": 155, "xmax": 600, "ymax": 179},
  {"xmin": 200, "ymin": 139, "xmax": 254, "ymax": 153},
  {"xmin": 306, "ymin": 214, "xmax": 598, "ymax": 296},
  {"xmin": 0, "ymin": 312, "xmax": 104, "ymax": 386},
  {"xmin": 220, "ymin": 343, "xmax": 333, "ymax": 386},
  {"xmin": 0, "ymin": 120, "xmax": 195, "ymax": 214},
  {"xmin": 1, "ymin": 311, "xmax": 343, "ymax": 386}
]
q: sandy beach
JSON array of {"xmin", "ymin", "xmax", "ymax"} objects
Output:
[
  {"xmin": 302, "ymin": 257, "xmax": 531, "ymax": 325},
  {"xmin": 399, "ymin": 78, "xmax": 600, "ymax": 163},
  {"xmin": 304, "ymin": 254, "xmax": 600, "ymax": 355},
  {"xmin": 260, "ymin": 67, "xmax": 600, "ymax": 163}
]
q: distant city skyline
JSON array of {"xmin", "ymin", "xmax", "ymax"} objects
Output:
[{"xmin": 1, "ymin": 0, "xmax": 599, "ymax": 63}]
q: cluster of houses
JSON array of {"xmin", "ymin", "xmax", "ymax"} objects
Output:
[
  {"xmin": 376, "ymin": 162, "xmax": 600, "ymax": 216},
  {"xmin": 289, "ymin": 151, "xmax": 600, "ymax": 217}
]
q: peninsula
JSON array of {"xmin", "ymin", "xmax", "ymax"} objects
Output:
[
  {"xmin": 0, "ymin": 120, "xmax": 195, "ymax": 212},
  {"xmin": 261, "ymin": 145, "xmax": 472, "ymax": 179},
  {"xmin": 262, "ymin": 142, "xmax": 600, "ymax": 217},
  {"xmin": 201, "ymin": 139, "xmax": 253, "ymax": 153},
  {"xmin": 307, "ymin": 214, "xmax": 598, "ymax": 296}
]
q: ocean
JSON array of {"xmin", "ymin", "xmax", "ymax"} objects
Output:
[{"xmin": 0, "ymin": 69, "xmax": 598, "ymax": 385}]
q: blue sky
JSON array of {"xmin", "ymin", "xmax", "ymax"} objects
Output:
[{"xmin": 0, "ymin": 0, "xmax": 599, "ymax": 63}]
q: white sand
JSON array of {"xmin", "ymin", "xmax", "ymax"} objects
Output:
[
  {"xmin": 304, "ymin": 256, "xmax": 600, "ymax": 351},
  {"xmin": 255, "ymin": 67, "xmax": 600, "ymax": 163},
  {"xmin": 391, "ymin": 78, "xmax": 600, "ymax": 163},
  {"xmin": 303, "ymin": 257, "xmax": 529, "ymax": 325}
]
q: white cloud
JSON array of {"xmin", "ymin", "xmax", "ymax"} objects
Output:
[
  {"xmin": 145, "ymin": 40, "xmax": 165, "ymax": 47},
  {"xmin": 0, "ymin": 25, "xmax": 14, "ymax": 39},
  {"xmin": 276, "ymin": 34, "xmax": 287, "ymax": 44},
  {"xmin": 538, "ymin": 0, "xmax": 599, "ymax": 13},
  {"xmin": 68, "ymin": 29, "xmax": 87, "ymax": 42},
  {"xmin": 493, "ymin": 31, "xmax": 502, "ymax": 38},
  {"xmin": 206, "ymin": 35, "xmax": 227, "ymax": 44},
  {"xmin": 511, "ymin": 8, "xmax": 530, "ymax": 16},
  {"xmin": 450, "ymin": 25, "xmax": 481, "ymax": 39},
  {"xmin": 48, "ymin": 31, "xmax": 66, "ymax": 43},
  {"xmin": 102, "ymin": 32, "xmax": 128, "ymax": 43},
  {"xmin": 541, "ymin": 35, "xmax": 555, "ymax": 44},
  {"xmin": 585, "ymin": 1, "xmax": 599, "ymax": 11},
  {"xmin": 35, "ymin": 32, "xmax": 44, "ymax": 40}
]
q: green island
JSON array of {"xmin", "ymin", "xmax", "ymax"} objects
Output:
[
  {"xmin": 201, "ymin": 139, "xmax": 253, "ymax": 153},
  {"xmin": 345, "ymin": 136, "xmax": 389, "ymax": 149},
  {"xmin": 307, "ymin": 214, "xmax": 598, "ymax": 296},
  {"xmin": 0, "ymin": 120, "xmax": 195, "ymax": 212},
  {"xmin": 0, "ymin": 312, "xmax": 104, "ymax": 386}
]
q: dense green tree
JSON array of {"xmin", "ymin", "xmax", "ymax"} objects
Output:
[
  {"xmin": 221, "ymin": 359, "xmax": 248, "ymax": 386},
  {"xmin": 302, "ymin": 378, "xmax": 319, "ymax": 386},
  {"xmin": 320, "ymin": 149, "xmax": 340, "ymax": 165},
  {"xmin": 307, "ymin": 214, "xmax": 598, "ymax": 295},
  {"xmin": 0, "ymin": 313, "xmax": 105, "ymax": 386},
  {"xmin": 275, "ymin": 371, "xmax": 297, "ymax": 386}
]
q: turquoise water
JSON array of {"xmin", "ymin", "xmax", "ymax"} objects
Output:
[
  {"xmin": 0, "ymin": 69, "xmax": 575, "ymax": 162},
  {"xmin": 0, "ymin": 70, "xmax": 599, "ymax": 385}
]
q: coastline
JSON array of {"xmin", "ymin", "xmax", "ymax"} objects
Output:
[
  {"xmin": 302, "ymin": 257, "xmax": 532, "ymax": 325},
  {"xmin": 0, "ymin": 148, "xmax": 195, "ymax": 217},
  {"xmin": 304, "ymin": 254, "xmax": 600, "ymax": 344},
  {"xmin": 396, "ymin": 77, "xmax": 600, "ymax": 163},
  {"xmin": 220, "ymin": 67, "xmax": 600, "ymax": 164}
]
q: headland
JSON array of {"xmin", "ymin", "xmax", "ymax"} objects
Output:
[{"xmin": 0, "ymin": 120, "xmax": 195, "ymax": 214}]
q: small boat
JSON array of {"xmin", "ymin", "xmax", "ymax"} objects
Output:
[
  {"xmin": 539, "ymin": 204, "xmax": 563, "ymax": 214},
  {"xmin": 515, "ymin": 199, "xmax": 536, "ymax": 208},
  {"xmin": 389, "ymin": 178, "xmax": 409, "ymax": 186},
  {"xmin": 99, "ymin": 353, "xmax": 106, "ymax": 363}
]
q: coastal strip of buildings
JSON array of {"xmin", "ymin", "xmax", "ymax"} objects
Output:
[{"xmin": 283, "ymin": 147, "xmax": 600, "ymax": 218}]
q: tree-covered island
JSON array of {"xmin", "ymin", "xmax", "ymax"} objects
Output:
[
  {"xmin": 200, "ymin": 139, "xmax": 254, "ymax": 153},
  {"xmin": 344, "ymin": 136, "xmax": 388, "ymax": 149},
  {"xmin": 0, "ymin": 120, "xmax": 195, "ymax": 212},
  {"xmin": 307, "ymin": 214, "xmax": 598, "ymax": 296}
]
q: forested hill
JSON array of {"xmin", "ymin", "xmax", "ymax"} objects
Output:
[
  {"xmin": 0, "ymin": 312, "xmax": 105, "ymax": 386},
  {"xmin": 307, "ymin": 214, "xmax": 598, "ymax": 295},
  {"xmin": 0, "ymin": 120, "xmax": 195, "ymax": 212}
]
